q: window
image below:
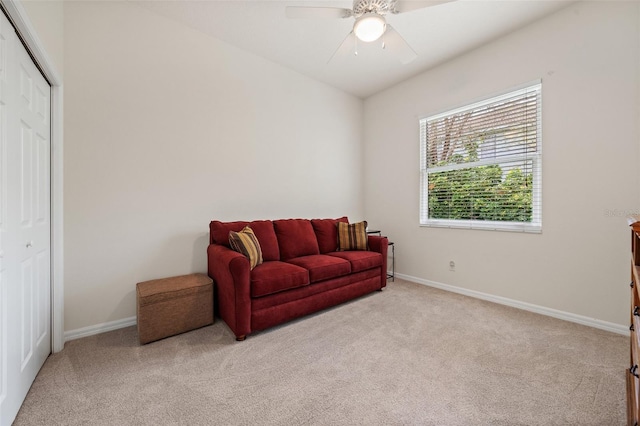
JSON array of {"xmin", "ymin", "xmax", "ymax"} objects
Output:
[{"xmin": 420, "ymin": 83, "xmax": 542, "ymax": 232}]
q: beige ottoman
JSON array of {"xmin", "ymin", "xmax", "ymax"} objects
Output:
[{"xmin": 136, "ymin": 273, "xmax": 214, "ymax": 344}]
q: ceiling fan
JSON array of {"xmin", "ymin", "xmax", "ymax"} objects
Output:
[{"xmin": 286, "ymin": 0, "xmax": 452, "ymax": 64}]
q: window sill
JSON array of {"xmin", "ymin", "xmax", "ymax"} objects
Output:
[{"xmin": 420, "ymin": 219, "xmax": 542, "ymax": 233}]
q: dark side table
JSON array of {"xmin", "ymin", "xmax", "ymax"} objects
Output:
[{"xmin": 367, "ymin": 230, "xmax": 395, "ymax": 282}]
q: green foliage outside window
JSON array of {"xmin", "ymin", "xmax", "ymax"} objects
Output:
[{"xmin": 428, "ymin": 165, "xmax": 533, "ymax": 222}]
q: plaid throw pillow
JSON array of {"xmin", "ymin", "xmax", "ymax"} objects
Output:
[
  {"xmin": 229, "ymin": 226, "xmax": 263, "ymax": 269},
  {"xmin": 336, "ymin": 221, "xmax": 368, "ymax": 251}
]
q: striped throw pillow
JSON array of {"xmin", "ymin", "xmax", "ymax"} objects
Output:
[
  {"xmin": 229, "ymin": 226, "xmax": 263, "ymax": 269},
  {"xmin": 336, "ymin": 221, "xmax": 368, "ymax": 251}
]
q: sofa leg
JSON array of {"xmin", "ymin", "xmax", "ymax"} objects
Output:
[{"xmin": 235, "ymin": 335, "xmax": 246, "ymax": 342}]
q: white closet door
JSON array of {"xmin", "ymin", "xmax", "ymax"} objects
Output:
[
  {"xmin": 0, "ymin": 9, "xmax": 10, "ymax": 424},
  {"xmin": 0, "ymin": 9, "xmax": 51, "ymax": 425}
]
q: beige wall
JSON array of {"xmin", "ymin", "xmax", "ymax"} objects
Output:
[
  {"xmin": 19, "ymin": 0, "xmax": 64, "ymax": 77},
  {"xmin": 63, "ymin": 1, "xmax": 364, "ymax": 331},
  {"xmin": 38, "ymin": 0, "xmax": 640, "ymax": 333},
  {"xmin": 363, "ymin": 1, "xmax": 640, "ymax": 326}
]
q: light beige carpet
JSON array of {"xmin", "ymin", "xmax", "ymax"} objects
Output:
[{"xmin": 15, "ymin": 279, "xmax": 626, "ymax": 425}]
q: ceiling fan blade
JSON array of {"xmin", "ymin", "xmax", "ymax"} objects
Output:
[
  {"xmin": 285, "ymin": 6, "xmax": 353, "ymax": 19},
  {"xmin": 328, "ymin": 31, "xmax": 357, "ymax": 64},
  {"xmin": 382, "ymin": 25, "xmax": 417, "ymax": 64},
  {"xmin": 392, "ymin": 0, "xmax": 455, "ymax": 14}
]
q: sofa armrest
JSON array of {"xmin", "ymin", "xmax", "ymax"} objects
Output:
[
  {"xmin": 368, "ymin": 236, "xmax": 388, "ymax": 289},
  {"xmin": 207, "ymin": 244, "xmax": 251, "ymax": 339}
]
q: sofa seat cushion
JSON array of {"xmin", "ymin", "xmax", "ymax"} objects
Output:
[
  {"xmin": 327, "ymin": 251, "xmax": 382, "ymax": 273},
  {"xmin": 250, "ymin": 261, "xmax": 310, "ymax": 298},
  {"xmin": 286, "ymin": 254, "xmax": 351, "ymax": 283}
]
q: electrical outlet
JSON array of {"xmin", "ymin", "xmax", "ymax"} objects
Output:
[{"xmin": 449, "ymin": 260, "xmax": 456, "ymax": 272}]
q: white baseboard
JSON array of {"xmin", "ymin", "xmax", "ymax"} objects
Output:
[
  {"xmin": 64, "ymin": 316, "xmax": 137, "ymax": 342},
  {"xmin": 394, "ymin": 272, "xmax": 628, "ymax": 336},
  {"xmin": 63, "ymin": 273, "xmax": 627, "ymax": 341}
]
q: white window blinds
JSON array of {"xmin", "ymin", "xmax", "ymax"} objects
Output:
[{"xmin": 419, "ymin": 83, "xmax": 542, "ymax": 232}]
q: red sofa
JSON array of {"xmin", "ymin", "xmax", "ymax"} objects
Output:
[{"xmin": 207, "ymin": 217, "xmax": 388, "ymax": 341}]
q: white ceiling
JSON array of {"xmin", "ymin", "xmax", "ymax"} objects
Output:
[{"xmin": 133, "ymin": 0, "xmax": 573, "ymax": 98}]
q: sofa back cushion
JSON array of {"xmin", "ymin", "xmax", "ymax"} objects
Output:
[
  {"xmin": 210, "ymin": 220, "xmax": 280, "ymax": 261},
  {"xmin": 311, "ymin": 217, "xmax": 349, "ymax": 253},
  {"xmin": 210, "ymin": 221, "xmax": 248, "ymax": 246},
  {"xmin": 273, "ymin": 219, "xmax": 320, "ymax": 260},
  {"xmin": 249, "ymin": 220, "xmax": 280, "ymax": 261}
]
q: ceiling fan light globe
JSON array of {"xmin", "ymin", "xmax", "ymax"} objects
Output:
[{"xmin": 353, "ymin": 12, "xmax": 386, "ymax": 42}]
